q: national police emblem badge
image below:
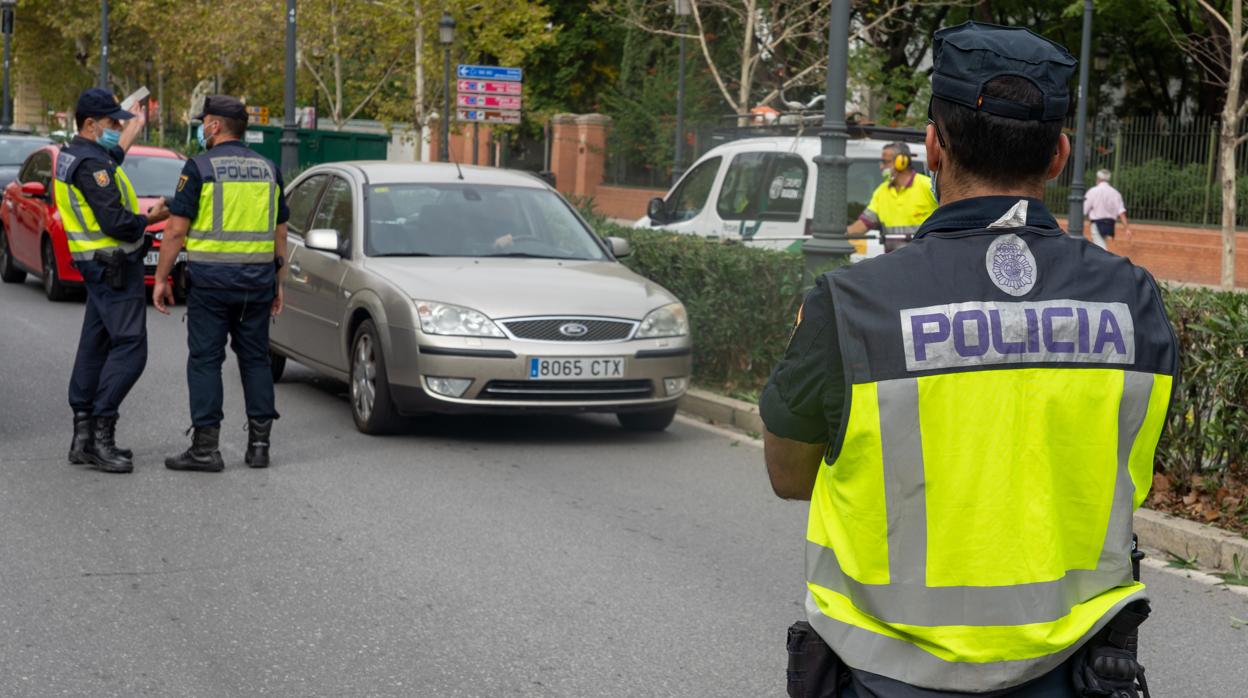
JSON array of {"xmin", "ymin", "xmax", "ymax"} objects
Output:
[{"xmin": 985, "ymin": 233, "xmax": 1037, "ymax": 296}]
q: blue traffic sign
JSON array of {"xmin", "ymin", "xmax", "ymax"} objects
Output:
[{"xmin": 456, "ymin": 64, "xmax": 522, "ymax": 82}]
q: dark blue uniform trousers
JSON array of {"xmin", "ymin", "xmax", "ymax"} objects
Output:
[
  {"xmin": 186, "ymin": 286, "xmax": 277, "ymax": 428},
  {"xmin": 69, "ymin": 256, "xmax": 148, "ymax": 418}
]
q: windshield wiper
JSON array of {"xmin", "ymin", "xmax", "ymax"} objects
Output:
[
  {"xmin": 477, "ymin": 252, "xmax": 584, "ymax": 260},
  {"xmin": 368, "ymin": 252, "xmax": 441, "ymax": 257}
]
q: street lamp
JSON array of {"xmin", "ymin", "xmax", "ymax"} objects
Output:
[
  {"xmin": 1, "ymin": 0, "xmax": 15, "ymax": 133},
  {"xmin": 1066, "ymin": 0, "xmax": 1094, "ymax": 238},
  {"xmin": 439, "ymin": 12, "xmax": 456, "ymax": 163},
  {"xmin": 802, "ymin": 0, "xmax": 855, "ymax": 275},
  {"xmin": 672, "ymin": 0, "xmax": 691, "ymax": 185},
  {"xmin": 99, "ymin": 0, "xmax": 109, "ymax": 89},
  {"xmin": 280, "ymin": 0, "xmax": 299, "ymax": 175}
]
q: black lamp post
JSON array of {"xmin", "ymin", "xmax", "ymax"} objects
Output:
[
  {"xmin": 281, "ymin": 0, "xmax": 299, "ymax": 175},
  {"xmin": 0, "ymin": 0, "xmax": 14, "ymax": 133},
  {"xmin": 99, "ymin": 0, "xmax": 109, "ymax": 89},
  {"xmin": 439, "ymin": 12, "xmax": 456, "ymax": 163},
  {"xmin": 1066, "ymin": 0, "xmax": 1094, "ymax": 238},
  {"xmin": 802, "ymin": 0, "xmax": 855, "ymax": 274},
  {"xmin": 672, "ymin": 0, "xmax": 691, "ymax": 185}
]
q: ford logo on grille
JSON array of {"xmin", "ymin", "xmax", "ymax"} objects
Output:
[{"xmin": 559, "ymin": 322, "xmax": 589, "ymax": 337}]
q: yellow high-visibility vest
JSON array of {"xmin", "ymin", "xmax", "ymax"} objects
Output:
[
  {"xmin": 53, "ymin": 145, "xmax": 142, "ymax": 262},
  {"xmin": 187, "ymin": 150, "xmax": 278, "ymax": 265},
  {"xmin": 805, "ymin": 210, "xmax": 1176, "ymax": 692}
]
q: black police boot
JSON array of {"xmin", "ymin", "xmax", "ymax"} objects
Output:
[
  {"xmin": 68, "ymin": 410, "xmax": 93, "ymax": 464},
  {"xmin": 86, "ymin": 416, "xmax": 134, "ymax": 474},
  {"xmin": 165, "ymin": 426, "xmax": 224, "ymax": 473},
  {"xmin": 244, "ymin": 418, "xmax": 272, "ymax": 468}
]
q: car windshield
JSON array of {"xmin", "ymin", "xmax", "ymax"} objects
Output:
[
  {"xmin": 0, "ymin": 138, "xmax": 51, "ymax": 166},
  {"xmin": 123, "ymin": 154, "xmax": 186, "ymax": 198},
  {"xmin": 365, "ymin": 183, "xmax": 608, "ymax": 260}
]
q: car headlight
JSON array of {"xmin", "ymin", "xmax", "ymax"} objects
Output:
[
  {"xmin": 636, "ymin": 303, "xmax": 689, "ymax": 338},
  {"xmin": 413, "ymin": 300, "xmax": 504, "ymax": 337}
]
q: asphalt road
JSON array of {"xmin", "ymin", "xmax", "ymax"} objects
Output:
[{"xmin": 0, "ymin": 277, "xmax": 1244, "ymax": 697}]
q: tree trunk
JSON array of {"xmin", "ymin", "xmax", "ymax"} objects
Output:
[
  {"xmin": 737, "ymin": 0, "xmax": 758, "ymax": 120},
  {"xmin": 414, "ymin": 0, "xmax": 425, "ymax": 145},
  {"xmin": 1221, "ymin": 0, "xmax": 1242, "ymax": 289},
  {"xmin": 331, "ymin": 0, "xmax": 344, "ymax": 130}
]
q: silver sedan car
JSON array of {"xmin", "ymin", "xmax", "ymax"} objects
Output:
[{"xmin": 269, "ymin": 162, "xmax": 692, "ymax": 434}]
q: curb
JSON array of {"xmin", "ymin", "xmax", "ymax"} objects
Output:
[{"xmin": 678, "ymin": 388, "xmax": 1248, "ymax": 576}]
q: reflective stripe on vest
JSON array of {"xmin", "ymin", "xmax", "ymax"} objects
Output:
[
  {"xmin": 54, "ymin": 167, "xmax": 142, "ymax": 261},
  {"xmin": 187, "ymin": 154, "xmax": 277, "ymax": 265},
  {"xmin": 808, "ymin": 263, "xmax": 1174, "ymax": 691}
]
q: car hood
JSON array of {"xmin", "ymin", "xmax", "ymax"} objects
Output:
[
  {"xmin": 363, "ymin": 257, "xmax": 678, "ymax": 320},
  {"xmin": 138, "ymin": 195, "xmax": 166, "ymax": 232}
]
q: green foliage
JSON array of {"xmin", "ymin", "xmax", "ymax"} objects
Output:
[
  {"xmin": 597, "ymin": 222, "xmax": 805, "ymax": 390},
  {"xmin": 1158, "ymin": 286, "xmax": 1248, "ymax": 483}
]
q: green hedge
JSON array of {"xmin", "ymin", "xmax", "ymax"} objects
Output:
[{"xmin": 598, "ymin": 221, "xmax": 1246, "ymax": 485}]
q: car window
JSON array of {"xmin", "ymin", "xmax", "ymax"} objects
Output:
[
  {"xmin": 665, "ymin": 156, "xmax": 720, "ymax": 222},
  {"xmin": 716, "ymin": 152, "xmax": 770, "ymax": 221},
  {"xmin": 365, "ymin": 183, "xmax": 607, "ymax": 261},
  {"xmin": 757, "ymin": 154, "xmax": 808, "ymax": 222},
  {"xmin": 28, "ymin": 151, "xmax": 52, "ymax": 188},
  {"xmin": 286, "ymin": 174, "xmax": 327, "ymax": 235},
  {"xmin": 847, "ymin": 161, "xmax": 881, "ymax": 224},
  {"xmin": 17, "ymin": 151, "xmax": 41, "ymax": 184},
  {"xmin": 0, "ymin": 137, "xmax": 51, "ymax": 166},
  {"xmin": 310, "ymin": 176, "xmax": 353, "ymax": 247},
  {"xmin": 122, "ymin": 154, "xmax": 186, "ymax": 199}
]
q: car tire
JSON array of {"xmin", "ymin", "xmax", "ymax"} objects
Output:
[
  {"xmin": 0, "ymin": 227, "xmax": 26, "ymax": 283},
  {"xmin": 350, "ymin": 319, "xmax": 401, "ymax": 435},
  {"xmin": 172, "ymin": 263, "xmax": 188, "ymax": 304},
  {"xmin": 270, "ymin": 350, "xmax": 287, "ymax": 383},
  {"xmin": 617, "ymin": 406, "xmax": 678, "ymax": 432},
  {"xmin": 41, "ymin": 237, "xmax": 70, "ymax": 302}
]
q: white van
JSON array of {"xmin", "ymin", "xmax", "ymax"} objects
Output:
[{"xmin": 634, "ymin": 136, "xmax": 928, "ymax": 256}]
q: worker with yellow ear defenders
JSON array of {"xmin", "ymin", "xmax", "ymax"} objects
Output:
[{"xmin": 847, "ymin": 141, "xmax": 938, "ymax": 253}]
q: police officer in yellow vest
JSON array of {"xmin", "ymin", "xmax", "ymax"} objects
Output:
[
  {"xmin": 848, "ymin": 142, "xmax": 938, "ymax": 254},
  {"xmin": 151, "ymin": 95, "xmax": 289, "ymax": 472},
  {"xmin": 763, "ymin": 23, "xmax": 1176, "ymax": 698},
  {"xmin": 60, "ymin": 88, "xmax": 170, "ymax": 474}
]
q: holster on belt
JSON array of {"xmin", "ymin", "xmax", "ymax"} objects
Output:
[
  {"xmin": 93, "ymin": 249, "xmax": 128, "ymax": 290},
  {"xmin": 1072, "ymin": 600, "xmax": 1151, "ymax": 698},
  {"xmin": 786, "ymin": 621, "xmax": 844, "ymax": 698}
]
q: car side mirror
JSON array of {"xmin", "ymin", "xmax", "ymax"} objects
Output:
[
  {"xmin": 21, "ymin": 181, "xmax": 47, "ymax": 200},
  {"xmin": 305, "ymin": 228, "xmax": 341, "ymax": 255},
  {"xmin": 606, "ymin": 236, "xmax": 631, "ymax": 258},
  {"xmin": 647, "ymin": 197, "xmax": 667, "ymax": 224}
]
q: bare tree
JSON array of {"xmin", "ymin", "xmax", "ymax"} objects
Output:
[{"xmin": 1165, "ymin": 0, "xmax": 1245, "ymax": 288}]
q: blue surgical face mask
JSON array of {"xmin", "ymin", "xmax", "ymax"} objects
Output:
[
  {"xmin": 196, "ymin": 123, "xmax": 208, "ymax": 149},
  {"xmin": 98, "ymin": 127, "xmax": 121, "ymax": 150}
]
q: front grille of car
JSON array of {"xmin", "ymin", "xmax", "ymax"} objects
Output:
[
  {"xmin": 502, "ymin": 318, "xmax": 635, "ymax": 342},
  {"xmin": 481, "ymin": 380, "xmax": 653, "ymax": 402}
]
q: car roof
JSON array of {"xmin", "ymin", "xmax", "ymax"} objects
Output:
[
  {"xmin": 698, "ymin": 136, "xmax": 928, "ymax": 161},
  {"xmin": 43, "ymin": 143, "xmax": 186, "ymax": 160},
  {"xmin": 0, "ymin": 133, "xmax": 52, "ymax": 142},
  {"xmin": 315, "ymin": 161, "xmax": 548, "ymax": 188}
]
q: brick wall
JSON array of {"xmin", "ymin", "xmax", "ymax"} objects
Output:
[
  {"xmin": 594, "ymin": 185, "xmax": 664, "ymax": 222},
  {"xmin": 1065, "ymin": 220, "xmax": 1248, "ymax": 289}
]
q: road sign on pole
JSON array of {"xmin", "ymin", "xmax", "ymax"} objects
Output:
[
  {"xmin": 457, "ymin": 109, "xmax": 521, "ymax": 125},
  {"xmin": 455, "ymin": 64, "xmax": 521, "ymax": 81},
  {"xmin": 457, "ymin": 94, "xmax": 521, "ymax": 110},
  {"xmin": 457, "ymin": 79, "xmax": 522, "ymax": 96}
]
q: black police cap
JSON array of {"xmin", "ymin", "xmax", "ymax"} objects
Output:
[
  {"xmin": 194, "ymin": 95, "xmax": 249, "ymax": 123},
  {"xmin": 931, "ymin": 21, "xmax": 1076, "ymax": 122},
  {"xmin": 75, "ymin": 87, "xmax": 135, "ymax": 121}
]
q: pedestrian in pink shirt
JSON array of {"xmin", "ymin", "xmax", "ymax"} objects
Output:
[{"xmin": 1083, "ymin": 169, "xmax": 1132, "ymax": 249}]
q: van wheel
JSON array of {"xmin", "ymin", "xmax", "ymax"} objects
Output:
[
  {"xmin": 0, "ymin": 228, "xmax": 25, "ymax": 283},
  {"xmin": 42, "ymin": 237, "xmax": 70, "ymax": 301},
  {"xmin": 617, "ymin": 406, "xmax": 678, "ymax": 432},
  {"xmin": 350, "ymin": 320, "xmax": 401, "ymax": 435}
]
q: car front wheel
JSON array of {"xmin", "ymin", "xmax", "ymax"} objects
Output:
[
  {"xmin": 617, "ymin": 406, "xmax": 678, "ymax": 432},
  {"xmin": 0, "ymin": 228, "xmax": 25, "ymax": 283},
  {"xmin": 41, "ymin": 237, "xmax": 70, "ymax": 301},
  {"xmin": 350, "ymin": 319, "xmax": 401, "ymax": 435}
]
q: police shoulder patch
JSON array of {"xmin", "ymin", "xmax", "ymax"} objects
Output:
[
  {"xmin": 93, "ymin": 169, "xmax": 111, "ymax": 188},
  {"xmin": 177, "ymin": 175, "xmax": 188, "ymax": 192}
]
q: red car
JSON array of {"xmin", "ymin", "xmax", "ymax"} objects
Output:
[{"xmin": 0, "ymin": 144, "xmax": 188, "ymax": 301}]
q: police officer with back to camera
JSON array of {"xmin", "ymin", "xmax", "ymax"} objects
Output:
[
  {"xmin": 61, "ymin": 88, "xmax": 171, "ymax": 475},
  {"xmin": 151, "ymin": 95, "xmax": 289, "ymax": 473},
  {"xmin": 763, "ymin": 23, "xmax": 1177, "ymax": 698}
]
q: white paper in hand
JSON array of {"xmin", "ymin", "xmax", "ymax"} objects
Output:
[{"xmin": 120, "ymin": 87, "xmax": 150, "ymax": 113}]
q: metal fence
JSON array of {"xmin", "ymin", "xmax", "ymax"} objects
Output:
[{"xmin": 1043, "ymin": 114, "xmax": 1248, "ymax": 227}]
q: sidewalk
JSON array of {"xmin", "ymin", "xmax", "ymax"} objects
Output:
[{"xmin": 678, "ymin": 388, "xmax": 1248, "ymax": 575}]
